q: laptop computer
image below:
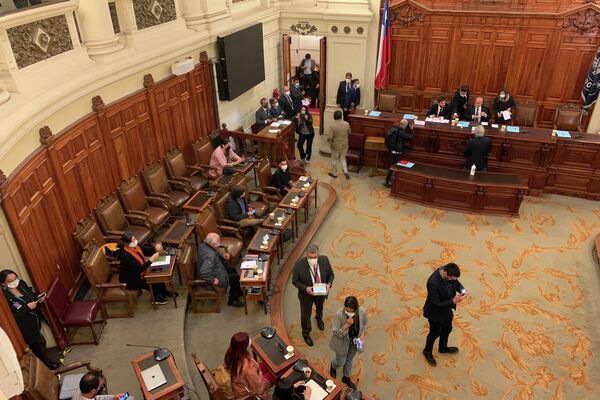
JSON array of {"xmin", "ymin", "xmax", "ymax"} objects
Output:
[{"xmin": 141, "ymin": 364, "xmax": 167, "ymax": 391}]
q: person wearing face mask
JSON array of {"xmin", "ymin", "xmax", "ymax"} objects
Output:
[
  {"xmin": 336, "ymin": 72, "xmax": 360, "ymax": 110},
  {"xmin": 292, "ymin": 244, "xmax": 335, "ymax": 346},
  {"xmin": 296, "ymin": 106, "xmax": 315, "ymax": 163},
  {"xmin": 269, "ymin": 97, "xmax": 285, "ymax": 119},
  {"xmin": 225, "ymin": 185, "xmax": 264, "ymax": 229},
  {"xmin": 210, "ymin": 136, "xmax": 243, "ymax": 176},
  {"xmin": 329, "ymin": 296, "xmax": 368, "ymax": 390},
  {"xmin": 117, "ymin": 230, "xmax": 170, "ymax": 305},
  {"xmin": 255, "ymin": 97, "xmax": 274, "ymax": 131},
  {"xmin": 422, "ymin": 263, "xmax": 468, "ymax": 367},
  {"xmin": 450, "ymin": 85, "xmax": 470, "ymax": 120},
  {"xmin": 1, "ymin": 268, "xmax": 59, "ymax": 369},
  {"xmin": 340, "ymin": 79, "xmax": 361, "ymax": 121},
  {"xmin": 279, "ymin": 85, "xmax": 295, "ymax": 118},
  {"xmin": 328, "ymin": 110, "xmax": 351, "ymax": 180},
  {"xmin": 224, "ymin": 331, "xmax": 274, "ymax": 399},
  {"xmin": 290, "ymin": 78, "xmax": 304, "ymax": 115},
  {"xmin": 493, "ymin": 88, "xmax": 515, "ymax": 124},
  {"xmin": 271, "ymin": 159, "xmax": 293, "ymax": 195}
]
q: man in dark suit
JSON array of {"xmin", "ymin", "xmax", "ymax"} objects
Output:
[
  {"xmin": 422, "ymin": 262, "xmax": 467, "ymax": 367},
  {"xmin": 290, "ymin": 77, "xmax": 304, "ymax": 115},
  {"xmin": 196, "ymin": 232, "xmax": 243, "ymax": 307},
  {"xmin": 336, "ymin": 72, "xmax": 361, "ymax": 109},
  {"xmin": 292, "ymin": 244, "xmax": 335, "ymax": 346},
  {"xmin": 279, "ymin": 85, "xmax": 295, "ymax": 118},
  {"xmin": 271, "ymin": 159, "xmax": 292, "ymax": 195},
  {"xmin": 428, "ymin": 96, "xmax": 451, "ymax": 119},
  {"xmin": 255, "ymin": 98, "xmax": 273, "ymax": 131},
  {"xmin": 340, "ymin": 79, "xmax": 361, "ymax": 121},
  {"xmin": 465, "ymin": 96, "xmax": 490, "ymax": 123},
  {"xmin": 464, "ymin": 125, "xmax": 492, "ymax": 171},
  {"xmin": 450, "ymin": 85, "xmax": 470, "ymax": 120}
]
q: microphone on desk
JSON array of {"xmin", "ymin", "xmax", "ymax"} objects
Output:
[{"xmin": 126, "ymin": 344, "xmax": 171, "ymax": 362}]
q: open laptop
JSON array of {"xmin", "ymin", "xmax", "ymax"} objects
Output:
[{"xmin": 141, "ymin": 364, "xmax": 167, "ymax": 391}]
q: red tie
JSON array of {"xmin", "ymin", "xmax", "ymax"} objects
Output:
[{"xmin": 313, "ymin": 265, "xmax": 321, "ymax": 283}]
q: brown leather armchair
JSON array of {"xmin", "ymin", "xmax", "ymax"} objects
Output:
[
  {"xmin": 554, "ymin": 103, "xmax": 583, "ymax": 131},
  {"xmin": 81, "ymin": 242, "xmax": 141, "ymax": 318},
  {"xmin": 179, "ymin": 243, "xmax": 224, "ymax": 313},
  {"xmin": 20, "ymin": 349, "xmax": 103, "ymax": 400},
  {"xmin": 195, "ymin": 209, "xmax": 243, "ymax": 263},
  {"xmin": 118, "ymin": 176, "xmax": 170, "ymax": 234},
  {"xmin": 512, "ymin": 100, "xmax": 539, "ymax": 127},
  {"xmin": 141, "ymin": 161, "xmax": 191, "ymax": 215},
  {"xmin": 192, "ymin": 137, "xmax": 220, "ymax": 181},
  {"xmin": 94, "ymin": 194, "xmax": 153, "ymax": 244},
  {"xmin": 164, "ymin": 147, "xmax": 209, "ymax": 192},
  {"xmin": 73, "ymin": 214, "xmax": 117, "ymax": 251},
  {"xmin": 255, "ymin": 158, "xmax": 284, "ymax": 205},
  {"xmin": 377, "ymin": 90, "xmax": 397, "ymax": 113}
]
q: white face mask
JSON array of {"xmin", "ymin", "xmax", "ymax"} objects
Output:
[
  {"xmin": 281, "ymin": 165, "xmax": 288, "ymax": 171},
  {"xmin": 274, "ymin": 102, "xmax": 279, "ymax": 107},
  {"xmin": 285, "ymin": 91, "xmax": 290, "ymax": 96},
  {"xmin": 499, "ymin": 93, "xmax": 506, "ymax": 99},
  {"xmin": 355, "ymin": 84, "xmax": 360, "ymax": 89},
  {"xmin": 301, "ymin": 110, "xmax": 306, "ymax": 115},
  {"xmin": 6, "ymin": 279, "xmax": 19, "ymax": 289},
  {"xmin": 307, "ymin": 257, "xmax": 318, "ymax": 267},
  {"xmin": 345, "ymin": 78, "xmax": 351, "ymax": 83},
  {"xmin": 345, "ymin": 311, "xmax": 355, "ymax": 318},
  {"xmin": 129, "ymin": 239, "xmax": 138, "ymax": 248},
  {"xmin": 294, "ymin": 83, "xmax": 299, "ymax": 88}
]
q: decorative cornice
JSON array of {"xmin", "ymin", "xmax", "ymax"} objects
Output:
[
  {"xmin": 39, "ymin": 126, "xmax": 53, "ymax": 145},
  {"xmin": 390, "ymin": 2, "xmax": 425, "ymax": 27},
  {"xmin": 290, "ymin": 22, "xmax": 317, "ymax": 35}
]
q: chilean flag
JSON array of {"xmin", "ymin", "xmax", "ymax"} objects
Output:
[{"xmin": 375, "ymin": 0, "xmax": 391, "ymax": 89}]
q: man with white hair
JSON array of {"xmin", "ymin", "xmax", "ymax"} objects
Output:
[
  {"xmin": 196, "ymin": 232, "xmax": 243, "ymax": 307},
  {"xmin": 292, "ymin": 244, "xmax": 335, "ymax": 346},
  {"xmin": 465, "ymin": 96, "xmax": 490, "ymax": 123},
  {"xmin": 464, "ymin": 125, "xmax": 492, "ymax": 172}
]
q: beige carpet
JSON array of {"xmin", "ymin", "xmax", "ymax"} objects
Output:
[{"xmin": 283, "ymin": 135, "xmax": 600, "ymax": 399}]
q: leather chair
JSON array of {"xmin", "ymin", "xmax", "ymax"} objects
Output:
[
  {"xmin": 141, "ymin": 161, "xmax": 191, "ymax": 215},
  {"xmin": 178, "ymin": 243, "xmax": 224, "ymax": 313},
  {"xmin": 94, "ymin": 194, "xmax": 152, "ymax": 245},
  {"xmin": 512, "ymin": 100, "xmax": 538, "ymax": 127},
  {"xmin": 195, "ymin": 209, "xmax": 243, "ymax": 264},
  {"xmin": 118, "ymin": 176, "xmax": 170, "ymax": 234},
  {"xmin": 73, "ymin": 214, "xmax": 116, "ymax": 251},
  {"xmin": 377, "ymin": 91, "xmax": 397, "ymax": 113},
  {"xmin": 255, "ymin": 158, "xmax": 284, "ymax": 205},
  {"xmin": 191, "ymin": 353, "xmax": 258, "ymax": 400},
  {"xmin": 554, "ymin": 103, "xmax": 583, "ymax": 131},
  {"xmin": 192, "ymin": 137, "xmax": 220, "ymax": 181},
  {"xmin": 81, "ymin": 242, "xmax": 141, "ymax": 318},
  {"xmin": 20, "ymin": 349, "xmax": 102, "ymax": 400},
  {"xmin": 45, "ymin": 278, "xmax": 106, "ymax": 346},
  {"xmin": 346, "ymin": 132, "xmax": 365, "ymax": 173},
  {"xmin": 164, "ymin": 147, "xmax": 209, "ymax": 192}
]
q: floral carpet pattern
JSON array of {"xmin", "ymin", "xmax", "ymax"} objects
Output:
[{"xmin": 283, "ymin": 157, "xmax": 600, "ymax": 400}]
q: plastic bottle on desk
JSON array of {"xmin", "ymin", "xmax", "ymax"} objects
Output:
[{"xmin": 470, "ymin": 164, "xmax": 476, "ymax": 176}]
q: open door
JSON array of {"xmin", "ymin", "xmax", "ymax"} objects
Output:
[
  {"xmin": 319, "ymin": 36, "xmax": 326, "ymax": 134},
  {"xmin": 282, "ymin": 34, "xmax": 292, "ymax": 86}
]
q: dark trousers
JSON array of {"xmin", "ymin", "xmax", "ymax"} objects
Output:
[
  {"xmin": 342, "ymin": 109, "xmax": 350, "ymax": 121},
  {"xmin": 225, "ymin": 265, "xmax": 242, "ymax": 301},
  {"xmin": 28, "ymin": 332, "xmax": 52, "ymax": 366},
  {"xmin": 299, "ymin": 294, "xmax": 325, "ymax": 337},
  {"xmin": 385, "ymin": 152, "xmax": 402, "ymax": 184},
  {"xmin": 424, "ymin": 316, "xmax": 453, "ymax": 354},
  {"xmin": 297, "ymin": 134, "xmax": 314, "ymax": 160}
]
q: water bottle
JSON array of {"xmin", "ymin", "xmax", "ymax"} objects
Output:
[{"xmin": 470, "ymin": 164, "xmax": 476, "ymax": 176}]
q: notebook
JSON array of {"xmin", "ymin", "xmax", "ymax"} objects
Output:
[
  {"xmin": 151, "ymin": 255, "xmax": 170, "ymax": 267},
  {"xmin": 507, "ymin": 126, "xmax": 520, "ymax": 133},
  {"xmin": 403, "ymin": 113, "xmax": 416, "ymax": 120},
  {"xmin": 141, "ymin": 364, "xmax": 167, "ymax": 391},
  {"xmin": 368, "ymin": 111, "xmax": 381, "ymax": 117}
]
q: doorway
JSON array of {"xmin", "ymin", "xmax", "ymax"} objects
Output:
[{"xmin": 282, "ymin": 34, "xmax": 326, "ymax": 133}]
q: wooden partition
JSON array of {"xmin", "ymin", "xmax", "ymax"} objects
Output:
[
  {"xmin": 0, "ymin": 53, "xmax": 218, "ymax": 349},
  {"xmin": 383, "ymin": 0, "xmax": 600, "ymax": 128}
]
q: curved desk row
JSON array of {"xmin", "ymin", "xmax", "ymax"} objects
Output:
[{"xmin": 390, "ymin": 164, "xmax": 529, "ymax": 216}]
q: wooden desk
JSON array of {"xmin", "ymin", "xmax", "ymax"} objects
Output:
[
  {"xmin": 182, "ymin": 190, "xmax": 213, "ymax": 215},
  {"xmin": 160, "ymin": 219, "xmax": 195, "ymax": 248},
  {"xmin": 131, "ymin": 352, "xmax": 184, "ymax": 400},
  {"xmin": 247, "ymin": 228, "xmax": 281, "ymax": 265},
  {"xmin": 292, "ymin": 176, "xmax": 318, "ymax": 212},
  {"xmin": 280, "ymin": 189, "xmax": 310, "ymax": 227},
  {"xmin": 240, "ymin": 256, "xmax": 270, "ymax": 315},
  {"xmin": 349, "ymin": 109, "xmax": 600, "ymax": 200},
  {"xmin": 391, "ymin": 163, "xmax": 529, "ymax": 216},
  {"xmin": 280, "ymin": 362, "xmax": 342, "ymax": 400},
  {"xmin": 144, "ymin": 255, "xmax": 178, "ymax": 310},
  {"xmin": 251, "ymin": 332, "xmax": 300, "ymax": 377},
  {"xmin": 262, "ymin": 207, "xmax": 296, "ymax": 244}
]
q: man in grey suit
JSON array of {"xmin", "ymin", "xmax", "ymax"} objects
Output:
[
  {"xmin": 255, "ymin": 98, "xmax": 273, "ymax": 131},
  {"xmin": 196, "ymin": 233, "xmax": 243, "ymax": 307},
  {"xmin": 328, "ymin": 110, "xmax": 351, "ymax": 180},
  {"xmin": 292, "ymin": 244, "xmax": 335, "ymax": 346}
]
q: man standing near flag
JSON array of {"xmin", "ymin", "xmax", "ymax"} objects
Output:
[{"xmin": 375, "ymin": 0, "xmax": 391, "ymax": 90}]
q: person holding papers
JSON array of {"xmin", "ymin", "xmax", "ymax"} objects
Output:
[
  {"xmin": 383, "ymin": 119, "xmax": 414, "ymax": 188},
  {"xmin": 465, "ymin": 97, "xmax": 490, "ymax": 123},
  {"xmin": 118, "ymin": 230, "xmax": 169, "ymax": 305},
  {"xmin": 428, "ymin": 96, "xmax": 451, "ymax": 120},
  {"xmin": 292, "ymin": 244, "xmax": 335, "ymax": 347},
  {"xmin": 464, "ymin": 125, "xmax": 492, "ymax": 172},
  {"xmin": 493, "ymin": 88, "xmax": 515, "ymax": 124}
]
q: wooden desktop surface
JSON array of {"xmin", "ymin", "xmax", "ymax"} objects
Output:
[
  {"xmin": 251, "ymin": 332, "xmax": 300, "ymax": 377},
  {"xmin": 131, "ymin": 352, "xmax": 184, "ymax": 400}
]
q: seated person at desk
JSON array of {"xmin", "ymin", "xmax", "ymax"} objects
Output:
[
  {"xmin": 465, "ymin": 97, "xmax": 490, "ymax": 123},
  {"xmin": 210, "ymin": 137, "xmax": 244, "ymax": 176},
  {"xmin": 226, "ymin": 185, "xmax": 264, "ymax": 229},
  {"xmin": 493, "ymin": 88, "xmax": 515, "ymax": 124},
  {"xmin": 464, "ymin": 125, "xmax": 492, "ymax": 172},
  {"xmin": 118, "ymin": 231, "xmax": 170, "ymax": 305},
  {"xmin": 450, "ymin": 85, "xmax": 470, "ymax": 120},
  {"xmin": 73, "ymin": 372, "xmax": 134, "ymax": 400},
  {"xmin": 269, "ymin": 97, "xmax": 285, "ymax": 120},
  {"xmin": 428, "ymin": 96, "xmax": 451, "ymax": 119},
  {"xmin": 196, "ymin": 233, "xmax": 243, "ymax": 307},
  {"xmin": 256, "ymin": 98, "xmax": 274, "ymax": 131},
  {"xmin": 271, "ymin": 159, "xmax": 293, "ymax": 195},
  {"xmin": 273, "ymin": 377, "xmax": 312, "ymax": 399},
  {"xmin": 224, "ymin": 331, "xmax": 274, "ymax": 399}
]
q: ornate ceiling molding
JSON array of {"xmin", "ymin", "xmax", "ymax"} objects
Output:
[{"xmin": 290, "ymin": 22, "xmax": 317, "ymax": 36}]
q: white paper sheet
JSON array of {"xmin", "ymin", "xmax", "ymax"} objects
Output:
[
  {"xmin": 501, "ymin": 110, "xmax": 512, "ymax": 120},
  {"xmin": 305, "ymin": 379, "xmax": 329, "ymax": 400}
]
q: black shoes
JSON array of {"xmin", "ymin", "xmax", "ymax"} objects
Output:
[
  {"xmin": 423, "ymin": 350, "xmax": 437, "ymax": 367},
  {"xmin": 344, "ymin": 173, "xmax": 351, "ymax": 180},
  {"xmin": 47, "ymin": 361, "xmax": 61, "ymax": 370},
  {"xmin": 316, "ymin": 318, "xmax": 325, "ymax": 331},
  {"xmin": 303, "ymin": 335, "xmax": 314, "ymax": 346},
  {"xmin": 154, "ymin": 296, "xmax": 168, "ymax": 305},
  {"xmin": 228, "ymin": 299, "xmax": 244, "ymax": 308},
  {"xmin": 328, "ymin": 173, "xmax": 338, "ymax": 178},
  {"xmin": 342, "ymin": 376, "xmax": 356, "ymax": 390},
  {"xmin": 383, "ymin": 181, "xmax": 392, "ymax": 188},
  {"xmin": 439, "ymin": 346, "xmax": 459, "ymax": 354},
  {"xmin": 330, "ymin": 364, "xmax": 337, "ymax": 378}
]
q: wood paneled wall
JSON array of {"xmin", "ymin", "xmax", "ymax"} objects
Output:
[
  {"xmin": 384, "ymin": 0, "xmax": 600, "ymax": 127},
  {"xmin": 0, "ymin": 53, "xmax": 218, "ymax": 350}
]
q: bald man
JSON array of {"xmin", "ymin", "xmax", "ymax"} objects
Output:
[
  {"xmin": 383, "ymin": 118, "xmax": 414, "ymax": 188},
  {"xmin": 196, "ymin": 233, "xmax": 243, "ymax": 307},
  {"xmin": 279, "ymin": 85, "xmax": 295, "ymax": 118},
  {"xmin": 465, "ymin": 97, "xmax": 489, "ymax": 123}
]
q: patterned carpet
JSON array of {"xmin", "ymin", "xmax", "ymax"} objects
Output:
[{"xmin": 283, "ymin": 137, "xmax": 600, "ymax": 399}]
